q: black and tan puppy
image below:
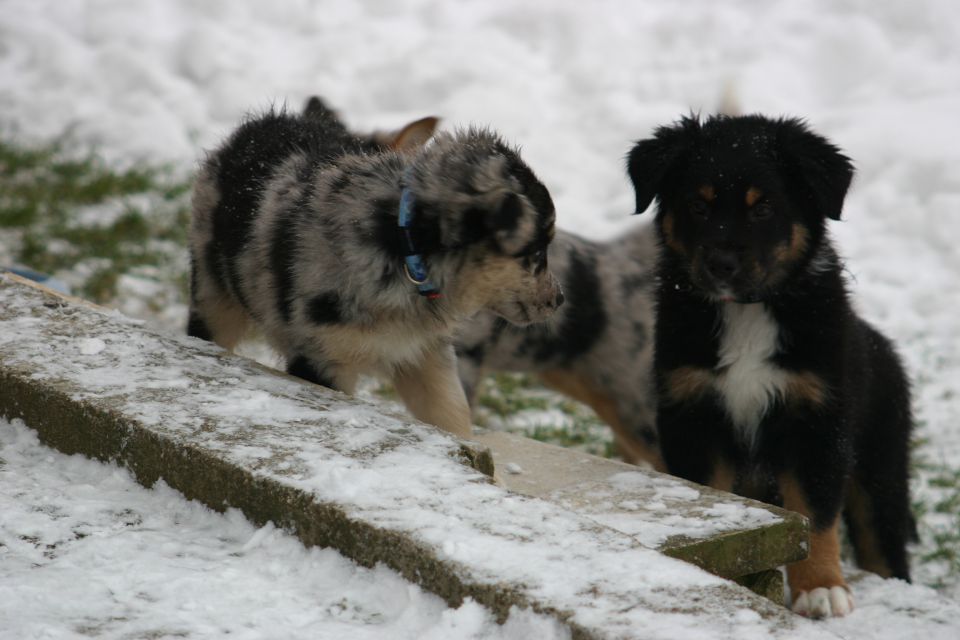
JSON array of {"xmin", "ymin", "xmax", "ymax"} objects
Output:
[
  {"xmin": 188, "ymin": 98, "xmax": 563, "ymax": 438},
  {"xmin": 628, "ymin": 114, "xmax": 913, "ymax": 617}
]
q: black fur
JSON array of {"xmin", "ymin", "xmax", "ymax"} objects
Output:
[
  {"xmin": 629, "ymin": 114, "xmax": 913, "ymax": 587},
  {"xmin": 286, "ymin": 355, "xmax": 337, "ymax": 390},
  {"xmin": 308, "ymin": 292, "xmax": 344, "ymax": 325},
  {"xmin": 186, "ymin": 311, "xmax": 212, "ymax": 342},
  {"xmin": 516, "ymin": 246, "xmax": 606, "ymax": 365},
  {"xmin": 270, "ymin": 204, "xmax": 302, "ymax": 323}
]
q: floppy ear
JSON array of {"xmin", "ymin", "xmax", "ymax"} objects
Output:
[
  {"xmin": 381, "ymin": 116, "xmax": 440, "ymax": 152},
  {"xmin": 490, "ymin": 191, "xmax": 523, "ymax": 231},
  {"xmin": 453, "ymin": 189, "xmax": 526, "ymax": 252},
  {"xmin": 626, "ymin": 120, "xmax": 696, "ymax": 214},
  {"xmin": 774, "ymin": 119, "xmax": 854, "ymax": 221}
]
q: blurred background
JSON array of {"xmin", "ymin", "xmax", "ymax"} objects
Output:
[{"xmin": 1, "ymin": 0, "xmax": 958, "ymax": 611}]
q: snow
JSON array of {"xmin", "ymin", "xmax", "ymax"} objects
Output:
[
  {"xmin": 2, "ymin": 0, "xmax": 960, "ymax": 637},
  {"xmin": 549, "ymin": 470, "xmax": 784, "ymax": 550},
  {"xmin": 0, "ymin": 419, "xmax": 568, "ymax": 640}
]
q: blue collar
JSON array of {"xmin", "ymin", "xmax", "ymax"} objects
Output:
[{"xmin": 398, "ymin": 170, "xmax": 441, "ymax": 299}]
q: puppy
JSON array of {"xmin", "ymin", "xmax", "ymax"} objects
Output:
[
  {"xmin": 188, "ymin": 98, "xmax": 563, "ymax": 438},
  {"xmin": 628, "ymin": 114, "xmax": 913, "ymax": 617},
  {"xmin": 456, "ymin": 223, "xmax": 664, "ymax": 469}
]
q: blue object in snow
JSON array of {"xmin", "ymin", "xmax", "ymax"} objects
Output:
[{"xmin": 3, "ymin": 266, "xmax": 72, "ymax": 295}]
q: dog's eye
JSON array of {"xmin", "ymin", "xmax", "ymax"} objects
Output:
[
  {"xmin": 691, "ymin": 200, "xmax": 710, "ymax": 218},
  {"xmin": 523, "ymin": 249, "xmax": 547, "ymax": 273},
  {"xmin": 750, "ymin": 202, "xmax": 774, "ymax": 221}
]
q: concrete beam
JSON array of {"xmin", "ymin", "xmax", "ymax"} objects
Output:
[{"xmin": 0, "ymin": 275, "xmax": 834, "ymax": 640}]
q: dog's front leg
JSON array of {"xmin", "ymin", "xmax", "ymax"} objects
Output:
[
  {"xmin": 778, "ymin": 434, "xmax": 855, "ymax": 618},
  {"xmin": 656, "ymin": 389, "xmax": 734, "ymax": 489},
  {"xmin": 393, "ymin": 345, "xmax": 473, "ymax": 438}
]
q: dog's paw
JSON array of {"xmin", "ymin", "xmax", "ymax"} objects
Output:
[{"xmin": 791, "ymin": 586, "xmax": 854, "ymax": 618}]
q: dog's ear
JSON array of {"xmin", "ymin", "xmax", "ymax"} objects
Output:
[
  {"xmin": 302, "ymin": 96, "xmax": 344, "ymax": 126},
  {"xmin": 381, "ymin": 116, "xmax": 440, "ymax": 152},
  {"xmin": 490, "ymin": 191, "xmax": 523, "ymax": 231},
  {"xmin": 303, "ymin": 96, "xmax": 328, "ymax": 119},
  {"xmin": 774, "ymin": 119, "xmax": 854, "ymax": 221},
  {"xmin": 627, "ymin": 119, "xmax": 697, "ymax": 214}
]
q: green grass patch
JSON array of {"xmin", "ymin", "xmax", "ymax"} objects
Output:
[
  {"xmin": 911, "ymin": 447, "xmax": 960, "ymax": 591},
  {"xmin": 0, "ymin": 136, "xmax": 191, "ymax": 303},
  {"xmin": 474, "ymin": 373, "xmax": 616, "ymax": 458},
  {"xmin": 476, "ymin": 373, "xmax": 552, "ymax": 417}
]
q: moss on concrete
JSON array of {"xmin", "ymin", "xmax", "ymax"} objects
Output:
[{"xmin": 661, "ymin": 517, "xmax": 809, "ymax": 580}]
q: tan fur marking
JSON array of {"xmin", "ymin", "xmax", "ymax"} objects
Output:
[
  {"xmin": 774, "ymin": 223, "xmax": 810, "ymax": 265},
  {"xmin": 455, "ymin": 253, "xmax": 560, "ymax": 325},
  {"xmin": 698, "ymin": 185, "xmax": 716, "ymax": 202},
  {"xmin": 393, "ymin": 346, "xmax": 472, "ymax": 438},
  {"xmin": 780, "ymin": 474, "xmax": 848, "ymax": 597},
  {"xmin": 845, "ymin": 482, "xmax": 893, "ymax": 577},
  {"xmin": 745, "ymin": 187, "xmax": 763, "ymax": 208},
  {"xmin": 660, "ymin": 211, "xmax": 686, "ymax": 255},
  {"xmin": 784, "ymin": 370, "xmax": 828, "ymax": 407},
  {"xmin": 540, "ymin": 370, "xmax": 666, "ymax": 471},
  {"xmin": 197, "ymin": 294, "xmax": 252, "ymax": 352},
  {"xmin": 665, "ymin": 366, "xmax": 715, "ymax": 403},
  {"xmin": 318, "ymin": 321, "xmax": 439, "ymax": 373},
  {"xmin": 387, "ymin": 116, "xmax": 440, "ymax": 152},
  {"xmin": 709, "ymin": 459, "xmax": 736, "ymax": 493}
]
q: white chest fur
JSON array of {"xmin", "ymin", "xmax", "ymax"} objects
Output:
[{"xmin": 715, "ymin": 303, "xmax": 790, "ymax": 450}]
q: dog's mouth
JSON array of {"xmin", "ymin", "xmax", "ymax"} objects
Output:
[
  {"xmin": 695, "ymin": 269, "xmax": 766, "ymax": 305},
  {"xmin": 711, "ymin": 290, "xmax": 764, "ymax": 305},
  {"xmin": 492, "ymin": 301, "xmax": 533, "ymax": 325},
  {"xmin": 689, "ymin": 251, "xmax": 773, "ymax": 304},
  {"xmin": 491, "ymin": 299, "xmax": 555, "ymax": 326}
]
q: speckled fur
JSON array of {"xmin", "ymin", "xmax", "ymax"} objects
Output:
[
  {"xmin": 456, "ymin": 222, "xmax": 664, "ymax": 469},
  {"xmin": 188, "ymin": 100, "xmax": 561, "ymax": 437}
]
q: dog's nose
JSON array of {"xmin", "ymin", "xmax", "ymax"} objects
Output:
[{"xmin": 705, "ymin": 249, "xmax": 740, "ymax": 280}]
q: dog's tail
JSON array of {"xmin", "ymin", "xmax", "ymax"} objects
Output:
[{"xmin": 717, "ymin": 80, "xmax": 742, "ymax": 117}]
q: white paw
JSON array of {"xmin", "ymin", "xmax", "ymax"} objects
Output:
[{"xmin": 792, "ymin": 586, "xmax": 854, "ymax": 618}]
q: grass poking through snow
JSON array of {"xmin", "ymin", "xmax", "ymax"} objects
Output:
[{"xmin": 0, "ymin": 137, "xmax": 192, "ymax": 306}]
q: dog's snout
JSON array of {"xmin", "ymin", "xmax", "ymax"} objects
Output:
[{"xmin": 705, "ymin": 249, "xmax": 740, "ymax": 280}]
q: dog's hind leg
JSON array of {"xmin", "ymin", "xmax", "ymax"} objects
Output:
[
  {"xmin": 187, "ymin": 254, "xmax": 252, "ymax": 350},
  {"xmin": 187, "ymin": 282, "xmax": 251, "ymax": 352},
  {"xmin": 845, "ymin": 325, "xmax": 913, "ymax": 580},
  {"xmin": 393, "ymin": 345, "xmax": 473, "ymax": 438},
  {"xmin": 540, "ymin": 369, "xmax": 665, "ymax": 471},
  {"xmin": 844, "ymin": 479, "xmax": 911, "ymax": 580}
]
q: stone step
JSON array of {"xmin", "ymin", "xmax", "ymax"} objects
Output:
[
  {"xmin": 474, "ymin": 430, "xmax": 808, "ymax": 602},
  {"xmin": 0, "ymin": 275, "xmax": 836, "ymax": 640}
]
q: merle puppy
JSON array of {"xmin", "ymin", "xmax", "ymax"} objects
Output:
[
  {"xmin": 628, "ymin": 114, "xmax": 913, "ymax": 617},
  {"xmin": 188, "ymin": 99, "xmax": 563, "ymax": 438},
  {"xmin": 456, "ymin": 223, "xmax": 663, "ymax": 469}
]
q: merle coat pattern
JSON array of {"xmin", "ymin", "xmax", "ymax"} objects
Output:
[
  {"xmin": 456, "ymin": 222, "xmax": 664, "ymax": 469},
  {"xmin": 629, "ymin": 114, "xmax": 913, "ymax": 618},
  {"xmin": 188, "ymin": 100, "xmax": 562, "ymax": 438}
]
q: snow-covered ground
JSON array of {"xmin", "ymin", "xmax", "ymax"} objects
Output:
[
  {"xmin": 1, "ymin": 0, "xmax": 959, "ymax": 637},
  {"xmin": 0, "ymin": 419, "xmax": 567, "ymax": 640}
]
